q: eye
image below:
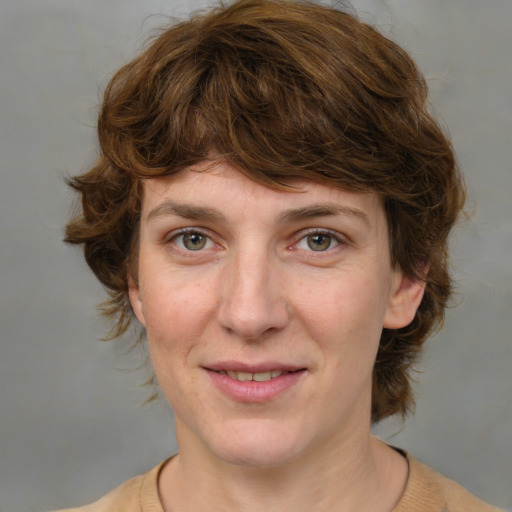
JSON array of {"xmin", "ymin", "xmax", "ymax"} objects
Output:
[
  {"xmin": 296, "ymin": 231, "xmax": 340, "ymax": 252},
  {"xmin": 173, "ymin": 230, "xmax": 214, "ymax": 251}
]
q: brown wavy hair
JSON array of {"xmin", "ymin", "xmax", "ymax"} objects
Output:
[{"xmin": 65, "ymin": 0, "xmax": 465, "ymax": 422}]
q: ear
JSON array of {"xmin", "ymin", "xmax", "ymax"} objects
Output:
[
  {"xmin": 383, "ymin": 269, "xmax": 426, "ymax": 329},
  {"xmin": 128, "ymin": 275, "xmax": 146, "ymax": 327}
]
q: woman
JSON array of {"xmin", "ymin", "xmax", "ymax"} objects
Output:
[{"xmin": 60, "ymin": 1, "xmax": 502, "ymax": 510}]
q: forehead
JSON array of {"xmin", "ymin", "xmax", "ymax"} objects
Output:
[{"xmin": 140, "ymin": 162, "xmax": 386, "ymax": 231}]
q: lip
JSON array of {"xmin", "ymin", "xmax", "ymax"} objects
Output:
[
  {"xmin": 204, "ymin": 361, "xmax": 307, "ymax": 403},
  {"xmin": 205, "ymin": 361, "xmax": 304, "ymax": 373}
]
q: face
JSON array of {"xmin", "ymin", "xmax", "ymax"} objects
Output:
[{"xmin": 129, "ymin": 162, "xmax": 424, "ymax": 468}]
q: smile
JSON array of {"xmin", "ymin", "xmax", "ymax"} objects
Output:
[
  {"xmin": 217, "ymin": 370, "xmax": 287, "ymax": 382},
  {"xmin": 207, "ymin": 367, "xmax": 306, "ymax": 403}
]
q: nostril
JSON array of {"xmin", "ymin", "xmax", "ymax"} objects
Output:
[{"xmin": 217, "ymin": 261, "xmax": 289, "ymax": 338}]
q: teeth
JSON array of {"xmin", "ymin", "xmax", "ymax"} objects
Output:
[
  {"xmin": 237, "ymin": 371, "xmax": 253, "ymax": 381},
  {"xmin": 223, "ymin": 370, "xmax": 285, "ymax": 381},
  {"xmin": 253, "ymin": 371, "xmax": 271, "ymax": 382}
]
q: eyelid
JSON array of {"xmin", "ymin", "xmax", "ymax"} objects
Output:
[
  {"xmin": 163, "ymin": 226, "xmax": 349, "ymax": 251},
  {"xmin": 165, "ymin": 227, "xmax": 218, "ymax": 251},
  {"xmin": 291, "ymin": 228, "xmax": 350, "ymax": 252},
  {"xmin": 297, "ymin": 227, "xmax": 347, "ymax": 242}
]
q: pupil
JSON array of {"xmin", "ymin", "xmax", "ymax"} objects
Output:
[
  {"xmin": 184, "ymin": 232, "xmax": 206, "ymax": 250},
  {"xmin": 308, "ymin": 234, "xmax": 331, "ymax": 251}
]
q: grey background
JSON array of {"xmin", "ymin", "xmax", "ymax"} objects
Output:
[{"xmin": 1, "ymin": 0, "xmax": 511, "ymax": 510}]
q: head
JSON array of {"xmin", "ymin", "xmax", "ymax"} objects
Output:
[{"xmin": 65, "ymin": 0, "xmax": 465, "ymax": 423}]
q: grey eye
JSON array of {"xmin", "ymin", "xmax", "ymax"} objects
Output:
[
  {"xmin": 307, "ymin": 233, "xmax": 333, "ymax": 251},
  {"xmin": 296, "ymin": 232, "xmax": 340, "ymax": 252},
  {"xmin": 176, "ymin": 232, "xmax": 211, "ymax": 251}
]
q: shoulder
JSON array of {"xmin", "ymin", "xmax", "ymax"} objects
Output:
[
  {"xmin": 53, "ymin": 460, "xmax": 166, "ymax": 512},
  {"xmin": 394, "ymin": 454, "xmax": 504, "ymax": 512}
]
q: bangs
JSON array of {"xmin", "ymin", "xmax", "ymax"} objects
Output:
[{"xmin": 99, "ymin": 0, "xmax": 420, "ymax": 193}]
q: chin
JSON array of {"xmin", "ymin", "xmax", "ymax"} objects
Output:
[
  {"xmin": 203, "ymin": 419, "xmax": 309, "ymax": 468},
  {"xmin": 215, "ymin": 445, "xmax": 300, "ymax": 469}
]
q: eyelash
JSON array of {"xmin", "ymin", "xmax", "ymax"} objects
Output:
[
  {"xmin": 168, "ymin": 228, "xmax": 216, "ymax": 252},
  {"xmin": 165, "ymin": 227, "xmax": 348, "ymax": 255},
  {"xmin": 293, "ymin": 229, "xmax": 345, "ymax": 253}
]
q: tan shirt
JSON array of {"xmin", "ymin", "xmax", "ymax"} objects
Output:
[{"xmin": 56, "ymin": 455, "xmax": 503, "ymax": 512}]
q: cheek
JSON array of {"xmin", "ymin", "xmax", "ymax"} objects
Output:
[
  {"xmin": 291, "ymin": 272, "xmax": 389, "ymax": 393},
  {"xmin": 293, "ymin": 272, "xmax": 386, "ymax": 345},
  {"xmin": 142, "ymin": 271, "xmax": 211, "ymax": 328},
  {"xmin": 140, "ymin": 275, "xmax": 217, "ymax": 366},
  {"xmin": 141, "ymin": 282, "xmax": 212, "ymax": 412}
]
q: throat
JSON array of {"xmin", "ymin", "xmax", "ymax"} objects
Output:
[{"xmin": 158, "ymin": 436, "xmax": 406, "ymax": 512}]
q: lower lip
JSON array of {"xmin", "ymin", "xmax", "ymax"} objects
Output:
[{"xmin": 206, "ymin": 370, "xmax": 306, "ymax": 403}]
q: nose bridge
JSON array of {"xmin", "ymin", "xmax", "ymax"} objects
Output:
[{"xmin": 218, "ymin": 240, "xmax": 288, "ymax": 339}]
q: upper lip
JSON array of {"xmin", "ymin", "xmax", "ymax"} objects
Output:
[{"xmin": 204, "ymin": 361, "xmax": 305, "ymax": 373}]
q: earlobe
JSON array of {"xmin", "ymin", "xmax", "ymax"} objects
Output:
[
  {"xmin": 128, "ymin": 275, "xmax": 146, "ymax": 327},
  {"xmin": 383, "ymin": 270, "xmax": 426, "ymax": 330}
]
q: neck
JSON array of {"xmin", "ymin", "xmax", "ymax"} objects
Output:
[{"xmin": 158, "ymin": 425, "xmax": 408, "ymax": 512}]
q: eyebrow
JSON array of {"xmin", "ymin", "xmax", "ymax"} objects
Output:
[
  {"xmin": 276, "ymin": 203, "xmax": 370, "ymax": 226},
  {"xmin": 146, "ymin": 200, "xmax": 369, "ymax": 226},
  {"xmin": 147, "ymin": 201, "xmax": 226, "ymax": 223}
]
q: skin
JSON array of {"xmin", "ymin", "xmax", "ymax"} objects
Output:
[{"xmin": 129, "ymin": 161, "xmax": 425, "ymax": 512}]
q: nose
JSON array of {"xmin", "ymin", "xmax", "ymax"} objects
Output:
[{"xmin": 217, "ymin": 248, "xmax": 290, "ymax": 340}]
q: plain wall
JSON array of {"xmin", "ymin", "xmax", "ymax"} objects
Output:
[{"xmin": 0, "ymin": 1, "xmax": 511, "ymax": 510}]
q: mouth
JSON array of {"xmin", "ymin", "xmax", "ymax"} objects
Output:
[
  {"xmin": 215, "ymin": 370, "xmax": 294, "ymax": 382},
  {"xmin": 205, "ymin": 363, "xmax": 306, "ymax": 402}
]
